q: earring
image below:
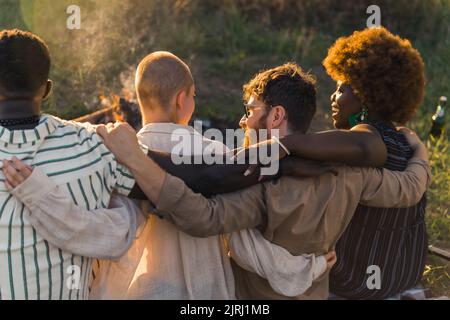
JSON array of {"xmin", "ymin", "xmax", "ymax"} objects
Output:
[{"xmin": 348, "ymin": 107, "xmax": 368, "ymax": 127}]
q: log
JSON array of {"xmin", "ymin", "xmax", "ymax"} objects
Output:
[{"xmin": 428, "ymin": 245, "xmax": 450, "ymax": 260}]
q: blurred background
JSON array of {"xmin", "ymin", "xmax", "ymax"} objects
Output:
[{"xmin": 1, "ymin": 0, "xmax": 449, "ymax": 296}]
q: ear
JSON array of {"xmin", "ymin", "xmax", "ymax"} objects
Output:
[
  {"xmin": 175, "ymin": 89, "xmax": 187, "ymax": 111},
  {"xmin": 269, "ymin": 105, "xmax": 286, "ymax": 129},
  {"xmin": 42, "ymin": 80, "xmax": 53, "ymax": 101}
]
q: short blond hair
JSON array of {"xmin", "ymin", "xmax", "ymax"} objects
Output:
[{"xmin": 136, "ymin": 51, "xmax": 194, "ymax": 109}]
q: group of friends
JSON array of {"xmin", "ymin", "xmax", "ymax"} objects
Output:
[{"xmin": 0, "ymin": 26, "xmax": 430, "ymax": 300}]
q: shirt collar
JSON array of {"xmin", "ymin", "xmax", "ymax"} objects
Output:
[
  {"xmin": 138, "ymin": 122, "xmax": 199, "ymax": 136},
  {"xmin": 0, "ymin": 114, "xmax": 58, "ymax": 144}
]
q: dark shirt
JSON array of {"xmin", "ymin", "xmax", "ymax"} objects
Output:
[{"xmin": 329, "ymin": 121, "xmax": 428, "ymax": 299}]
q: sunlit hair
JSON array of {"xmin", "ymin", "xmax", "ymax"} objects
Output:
[
  {"xmin": 243, "ymin": 62, "xmax": 317, "ymax": 133},
  {"xmin": 136, "ymin": 51, "xmax": 194, "ymax": 110},
  {"xmin": 0, "ymin": 29, "xmax": 50, "ymax": 95},
  {"xmin": 323, "ymin": 27, "xmax": 425, "ymax": 124}
]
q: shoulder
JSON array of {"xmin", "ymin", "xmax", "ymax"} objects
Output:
[
  {"xmin": 351, "ymin": 123, "xmax": 382, "ymax": 138},
  {"xmin": 45, "ymin": 115, "xmax": 112, "ymax": 158},
  {"xmin": 200, "ymin": 135, "xmax": 230, "ymax": 154}
]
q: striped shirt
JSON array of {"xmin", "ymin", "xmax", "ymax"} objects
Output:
[
  {"xmin": 0, "ymin": 114, "xmax": 135, "ymax": 300},
  {"xmin": 330, "ymin": 121, "xmax": 428, "ymax": 299}
]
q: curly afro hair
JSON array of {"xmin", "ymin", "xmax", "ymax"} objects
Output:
[{"xmin": 323, "ymin": 27, "xmax": 425, "ymax": 124}]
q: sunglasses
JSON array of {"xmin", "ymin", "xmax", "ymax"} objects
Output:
[{"xmin": 243, "ymin": 103, "xmax": 272, "ymax": 118}]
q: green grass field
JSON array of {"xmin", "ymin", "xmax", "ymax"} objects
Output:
[{"xmin": 1, "ymin": 0, "xmax": 449, "ymax": 296}]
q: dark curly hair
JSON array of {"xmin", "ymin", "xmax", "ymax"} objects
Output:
[
  {"xmin": 0, "ymin": 29, "xmax": 51, "ymax": 95},
  {"xmin": 323, "ymin": 27, "xmax": 425, "ymax": 124},
  {"xmin": 243, "ymin": 62, "xmax": 317, "ymax": 133}
]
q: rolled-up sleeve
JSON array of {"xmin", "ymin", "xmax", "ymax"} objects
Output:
[
  {"xmin": 359, "ymin": 157, "xmax": 431, "ymax": 208},
  {"xmin": 153, "ymin": 173, "xmax": 267, "ymax": 237},
  {"xmin": 11, "ymin": 168, "xmax": 142, "ymax": 260}
]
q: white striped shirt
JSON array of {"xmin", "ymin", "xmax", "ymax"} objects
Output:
[{"xmin": 0, "ymin": 114, "xmax": 135, "ymax": 300}]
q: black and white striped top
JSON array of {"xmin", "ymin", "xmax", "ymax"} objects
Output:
[{"xmin": 329, "ymin": 121, "xmax": 428, "ymax": 299}]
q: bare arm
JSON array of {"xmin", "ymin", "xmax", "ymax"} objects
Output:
[
  {"xmin": 281, "ymin": 124, "xmax": 388, "ymax": 167},
  {"xmin": 121, "ymin": 149, "xmax": 267, "ymax": 237},
  {"xmin": 129, "ymin": 150, "xmax": 264, "ymax": 199},
  {"xmin": 128, "ymin": 150, "xmax": 335, "ymax": 199}
]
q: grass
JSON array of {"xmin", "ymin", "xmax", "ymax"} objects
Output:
[
  {"xmin": 1, "ymin": 0, "xmax": 449, "ymax": 297},
  {"xmin": 421, "ymin": 132, "xmax": 450, "ymax": 297}
]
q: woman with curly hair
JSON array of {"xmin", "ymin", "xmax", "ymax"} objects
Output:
[{"xmin": 271, "ymin": 27, "xmax": 428, "ymax": 299}]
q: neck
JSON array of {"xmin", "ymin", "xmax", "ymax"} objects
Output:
[
  {"xmin": 0, "ymin": 100, "xmax": 40, "ymax": 120},
  {"xmin": 141, "ymin": 104, "xmax": 179, "ymax": 126},
  {"xmin": 270, "ymin": 124, "xmax": 289, "ymax": 139},
  {"xmin": 367, "ymin": 111, "xmax": 391, "ymax": 126}
]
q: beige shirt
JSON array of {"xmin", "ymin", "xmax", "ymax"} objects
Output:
[{"xmin": 152, "ymin": 158, "xmax": 431, "ymax": 299}]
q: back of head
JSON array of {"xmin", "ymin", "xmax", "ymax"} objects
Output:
[
  {"xmin": 136, "ymin": 51, "xmax": 194, "ymax": 111},
  {"xmin": 0, "ymin": 29, "xmax": 51, "ymax": 97},
  {"xmin": 243, "ymin": 62, "xmax": 317, "ymax": 133}
]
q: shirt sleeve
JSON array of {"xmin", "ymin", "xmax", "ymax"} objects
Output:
[
  {"xmin": 359, "ymin": 157, "xmax": 431, "ymax": 207},
  {"xmin": 106, "ymin": 143, "xmax": 148, "ymax": 197},
  {"xmin": 114, "ymin": 164, "xmax": 136, "ymax": 196},
  {"xmin": 227, "ymin": 229, "xmax": 327, "ymax": 297},
  {"xmin": 153, "ymin": 173, "xmax": 267, "ymax": 237},
  {"xmin": 10, "ymin": 168, "xmax": 144, "ymax": 260}
]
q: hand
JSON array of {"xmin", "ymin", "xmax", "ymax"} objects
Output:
[
  {"xmin": 234, "ymin": 138, "xmax": 289, "ymax": 180},
  {"xmin": 96, "ymin": 122, "xmax": 142, "ymax": 167},
  {"xmin": 397, "ymin": 127, "xmax": 428, "ymax": 162},
  {"xmin": 397, "ymin": 127, "xmax": 421, "ymax": 149},
  {"xmin": 2, "ymin": 157, "xmax": 34, "ymax": 190},
  {"xmin": 324, "ymin": 251, "xmax": 337, "ymax": 271}
]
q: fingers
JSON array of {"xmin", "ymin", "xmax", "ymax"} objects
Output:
[
  {"xmin": 397, "ymin": 126, "xmax": 413, "ymax": 135},
  {"xmin": 96, "ymin": 124, "xmax": 108, "ymax": 139},
  {"xmin": 2, "ymin": 157, "xmax": 34, "ymax": 189},
  {"xmin": 325, "ymin": 251, "xmax": 337, "ymax": 269},
  {"xmin": 325, "ymin": 251, "xmax": 336, "ymax": 261},
  {"xmin": 11, "ymin": 156, "xmax": 33, "ymax": 177},
  {"xmin": 2, "ymin": 160, "xmax": 25, "ymax": 187},
  {"xmin": 244, "ymin": 164, "xmax": 258, "ymax": 177}
]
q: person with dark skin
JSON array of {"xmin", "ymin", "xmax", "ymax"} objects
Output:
[{"xmin": 0, "ymin": 29, "xmax": 139, "ymax": 300}]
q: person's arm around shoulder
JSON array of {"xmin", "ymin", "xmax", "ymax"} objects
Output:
[
  {"xmin": 359, "ymin": 128, "xmax": 430, "ymax": 208},
  {"xmin": 280, "ymin": 123, "xmax": 387, "ymax": 167},
  {"xmin": 2, "ymin": 158, "xmax": 142, "ymax": 260},
  {"xmin": 96, "ymin": 123, "xmax": 268, "ymax": 237}
]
